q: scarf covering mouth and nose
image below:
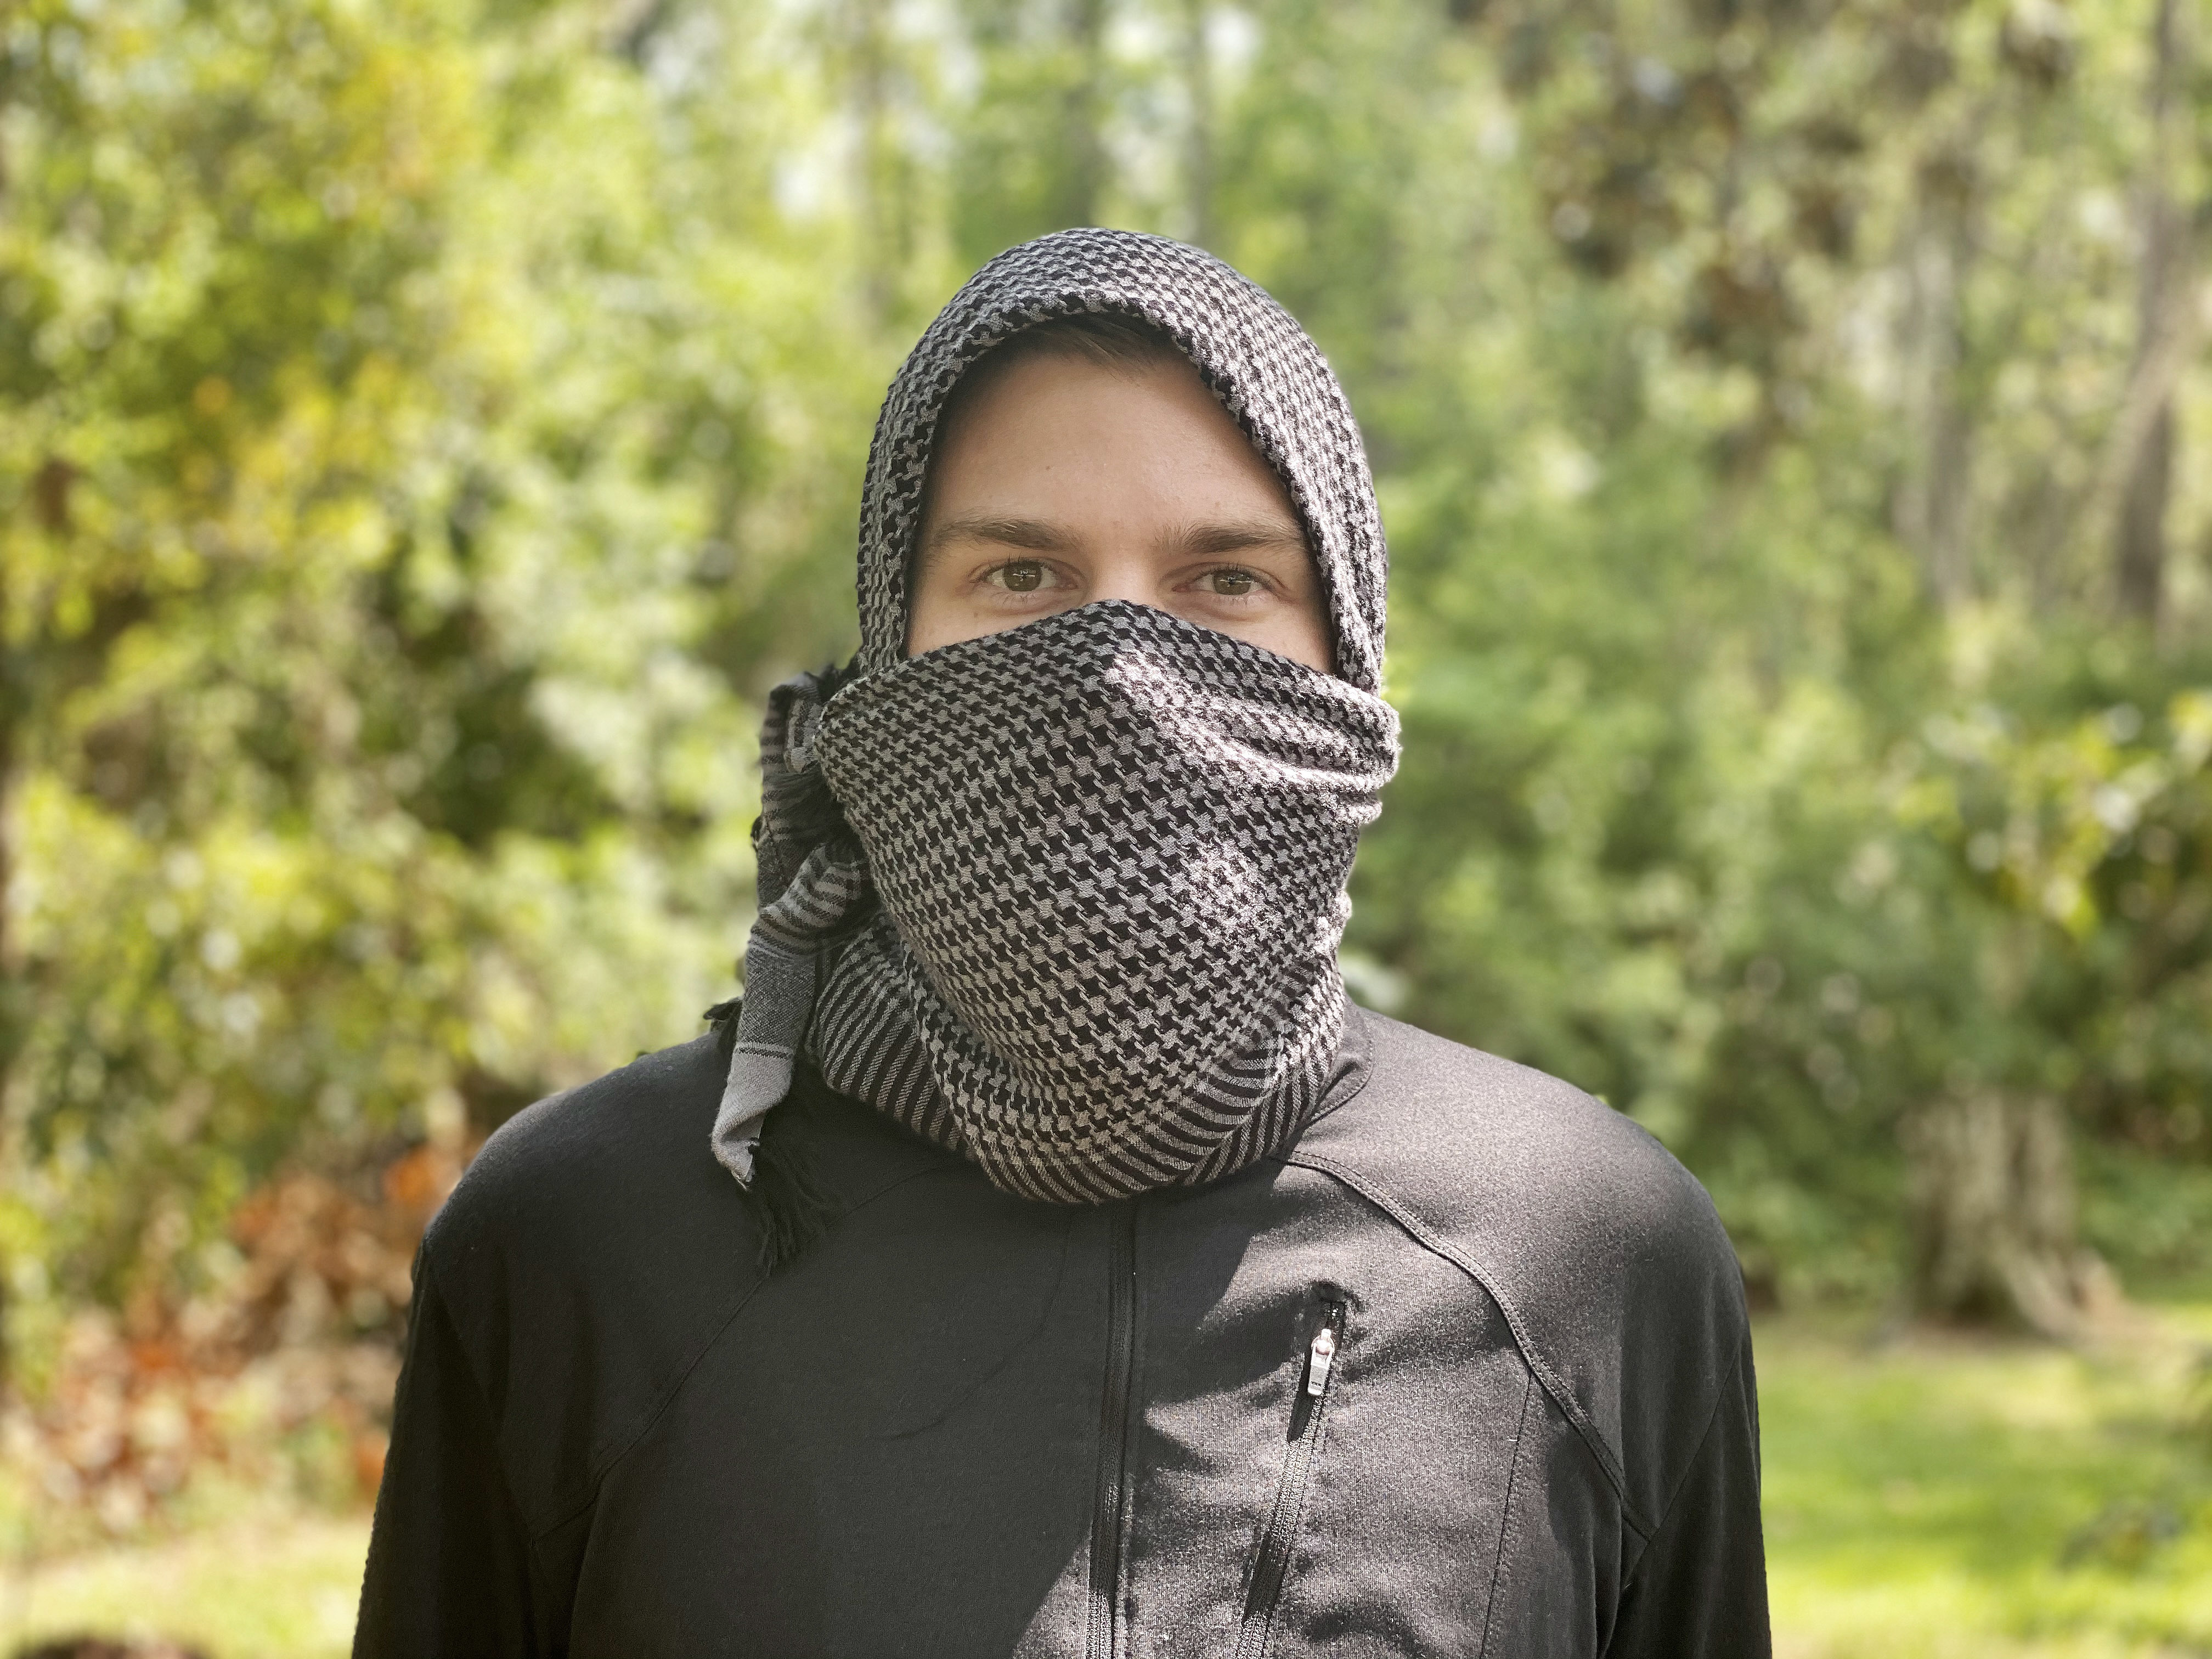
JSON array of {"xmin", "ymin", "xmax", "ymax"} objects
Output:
[{"xmin": 712, "ymin": 227, "xmax": 1400, "ymax": 1209}]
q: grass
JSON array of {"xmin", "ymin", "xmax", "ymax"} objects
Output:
[
  {"xmin": 3, "ymin": 1304, "xmax": 2209, "ymax": 1658},
  {"xmin": 1760, "ymin": 1300, "xmax": 2212, "ymax": 1658},
  {"xmin": 1, "ymin": 1511, "xmax": 368, "ymax": 1659}
]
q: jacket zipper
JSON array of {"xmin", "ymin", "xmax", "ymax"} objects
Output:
[
  {"xmin": 1232, "ymin": 1297, "xmax": 1346, "ymax": 1659},
  {"xmin": 1088, "ymin": 1204, "xmax": 1139, "ymax": 1659}
]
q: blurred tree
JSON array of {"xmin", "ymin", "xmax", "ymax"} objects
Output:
[
  {"xmin": 0, "ymin": 0, "xmax": 894, "ymax": 1356},
  {"xmin": 1266, "ymin": 0, "xmax": 2212, "ymax": 1322},
  {"xmin": 2113, "ymin": 0, "xmax": 2196, "ymax": 627},
  {"xmin": 949, "ymin": 0, "xmax": 1115, "ymax": 263},
  {"xmin": 1, "ymin": 0, "xmax": 2208, "ymax": 1377}
]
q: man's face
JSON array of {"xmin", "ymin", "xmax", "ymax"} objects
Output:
[{"xmin": 907, "ymin": 351, "xmax": 1333, "ymax": 672}]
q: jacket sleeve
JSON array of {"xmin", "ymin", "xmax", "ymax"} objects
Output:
[
  {"xmin": 1605, "ymin": 1334, "xmax": 1771, "ymax": 1657},
  {"xmin": 353, "ymin": 1250, "xmax": 549, "ymax": 1658}
]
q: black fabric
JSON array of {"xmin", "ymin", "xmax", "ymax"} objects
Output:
[
  {"xmin": 356, "ymin": 1015, "xmax": 1768, "ymax": 1657},
  {"xmin": 354, "ymin": 1262, "xmax": 545, "ymax": 1655}
]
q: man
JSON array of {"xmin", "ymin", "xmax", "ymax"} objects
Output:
[{"xmin": 356, "ymin": 228, "xmax": 1768, "ymax": 1657}]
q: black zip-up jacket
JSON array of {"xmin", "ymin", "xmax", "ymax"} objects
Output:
[{"xmin": 356, "ymin": 1010, "xmax": 1768, "ymax": 1657}]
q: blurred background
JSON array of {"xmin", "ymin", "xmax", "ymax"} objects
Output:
[{"xmin": 3, "ymin": 0, "xmax": 2211, "ymax": 1652}]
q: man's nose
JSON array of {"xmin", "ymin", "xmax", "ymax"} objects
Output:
[{"xmin": 1085, "ymin": 548, "xmax": 1159, "ymax": 606}]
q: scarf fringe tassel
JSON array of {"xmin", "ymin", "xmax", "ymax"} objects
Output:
[{"xmin": 708, "ymin": 998, "xmax": 835, "ymax": 1274}]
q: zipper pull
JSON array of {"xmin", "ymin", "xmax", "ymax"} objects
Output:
[{"xmin": 1304, "ymin": 1308, "xmax": 1343, "ymax": 1398}]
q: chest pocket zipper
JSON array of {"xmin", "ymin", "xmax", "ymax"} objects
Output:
[{"xmin": 1233, "ymin": 1297, "xmax": 1346, "ymax": 1659}]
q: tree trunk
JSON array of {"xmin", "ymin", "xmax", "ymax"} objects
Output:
[
  {"xmin": 1894, "ymin": 157, "xmax": 1976, "ymax": 611},
  {"xmin": 0, "ymin": 536, "xmax": 13, "ymax": 1395},
  {"xmin": 1055, "ymin": 0, "xmax": 1107, "ymax": 229},
  {"xmin": 2116, "ymin": 399, "xmax": 2174, "ymax": 621},
  {"xmin": 1903, "ymin": 1093, "xmax": 2115, "ymax": 1338},
  {"xmin": 849, "ymin": 0, "xmax": 904, "ymax": 325},
  {"xmin": 2114, "ymin": 0, "xmax": 2191, "ymax": 627},
  {"xmin": 1182, "ymin": 0, "xmax": 1214, "ymax": 249}
]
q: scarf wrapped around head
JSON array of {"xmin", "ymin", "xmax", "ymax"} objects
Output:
[{"xmin": 712, "ymin": 227, "xmax": 1399, "ymax": 1217}]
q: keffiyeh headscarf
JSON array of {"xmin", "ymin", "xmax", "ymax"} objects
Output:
[{"xmin": 712, "ymin": 228, "xmax": 1399, "ymax": 1215}]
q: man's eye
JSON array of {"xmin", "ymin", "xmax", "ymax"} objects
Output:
[
  {"xmin": 991, "ymin": 561, "xmax": 1046, "ymax": 593},
  {"xmin": 1207, "ymin": 568, "xmax": 1259, "ymax": 596}
]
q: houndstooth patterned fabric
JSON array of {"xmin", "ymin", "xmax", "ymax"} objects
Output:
[
  {"xmin": 710, "ymin": 670, "xmax": 874, "ymax": 1184},
  {"xmin": 809, "ymin": 602, "xmax": 1396, "ymax": 1201},
  {"xmin": 712, "ymin": 228, "xmax": 1398, "ymax": 1206}
]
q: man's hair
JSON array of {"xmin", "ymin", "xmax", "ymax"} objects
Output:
[
  {"xmin": 986, "ymin": 311, "xmax": 1184, "ymax": 376},
  {"xmin": 935, "ymin": 313, "xmax": 1185, "ymax": 441}
]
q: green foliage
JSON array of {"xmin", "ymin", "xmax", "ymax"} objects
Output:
[
  {"xmin": 1231, "ymin": 0, "xmax": 2212, "ymax": 1299},
  {"xmin": 0, "ymin": 0, "xmax": 896, "ymax": 1313},
  {"xmin": 3, "ymin": 0, "xmax": 2210, "ymax": 1342}
]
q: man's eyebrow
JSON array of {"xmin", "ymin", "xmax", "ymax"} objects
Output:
[
  {"xmin": 924, "ymin": 515, "xmax": 1077, "ymax": 556},
  {"xmin": 1175, "ymin": 518, "xmax": 1310, "ymax": 557}
]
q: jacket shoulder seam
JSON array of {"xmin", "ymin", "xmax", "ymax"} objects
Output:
[
  {"xmin": 1283, "ymin": 1147, "xmax": 1648, "ymax": 1529},
  {"xmin": 1615, "ymin": 1323, "xmax": 1752, "ymax": 1596},
  {"xmin": 409, "ymin": 1244, "xmax": 561, "ymax": 1583},
  {"xmin": 519, "ymin": 1157, "xmax": 969, "ymax": 1545},
  {"xmin": 1476, "ymin": 1367, "xmax": 1538, "ymax": 1659}
]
